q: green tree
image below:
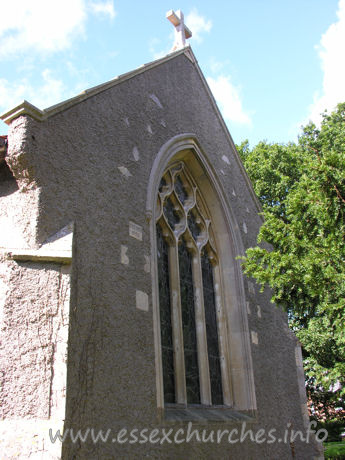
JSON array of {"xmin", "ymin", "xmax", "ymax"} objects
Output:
[{"xmin": 237, "ymin": 103, "xmax": 345, "ymax": 417}]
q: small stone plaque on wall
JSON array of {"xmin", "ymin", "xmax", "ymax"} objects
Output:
[
  {"xmin": 136, "ymin": 290, "xmax": 149, "ymax": 311},
  {"xmin": 129, "ymin": 221, "xmax": 142, "ymax": 241}
]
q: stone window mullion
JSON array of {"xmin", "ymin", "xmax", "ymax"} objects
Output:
[{"xmin": 192, "ymin": 249, "xmax": 212, "ymax": 406}]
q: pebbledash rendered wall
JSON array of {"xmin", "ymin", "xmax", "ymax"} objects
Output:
[{"xmin": 0, "ymin": 48, "xmax": 323, "ymax": 459}]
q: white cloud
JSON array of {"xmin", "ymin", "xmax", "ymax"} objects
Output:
[
  {"xmin": 306, "ymin": 0, "xmax": 345, "ymax": 125},
  {"xmin": 0, "ymin": 0, "xmax": 116, "ymax": 57},
  {"xmin": 0, "ymin": 70, "xmax": 66, "ymax": 113},
  {"xmin": 207, "ymin": 75, "xmax": 252, "ymax": 126},
  {"xmin": 209, "ymin": 58, "xmax": 227, "ymax": 74},
  {"xmin": 186, "ymin": 8, "xmax": 212, "ymax": 43},
  {"xmin": 0, "ymin": 0, "xmax": 86, "ymax": 56},
  {"xmin": 36, "ymin": 70, "xmax": 66, "ymax": 108},
  {"xmin": 149, "ymin": 38, "xmax": 171, "ymax": 60},
  {"xmin": 0, "ymin": 79, "xmax": 28, "ymax": 113},
  {"xmin": 89, "ymin": 1, "xmax": 116, "ymax": 19}
]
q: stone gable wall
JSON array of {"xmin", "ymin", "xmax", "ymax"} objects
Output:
[{"xmin": 0, "ymin": 53, "xmax": 323, "ymax": 459}]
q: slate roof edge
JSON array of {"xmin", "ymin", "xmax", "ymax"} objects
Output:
[{"xmin": 0, "ymin": 47, "xmax": 191, "ymax": 125}]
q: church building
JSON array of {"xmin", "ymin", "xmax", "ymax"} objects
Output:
[{"xmin": 0, "ymin": 10, "xmax": 323, "ymax": 459}]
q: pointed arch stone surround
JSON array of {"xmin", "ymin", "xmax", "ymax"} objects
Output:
[{"xmin": 147, "ymin": 134, "xmax": 257, "ymax": 418}]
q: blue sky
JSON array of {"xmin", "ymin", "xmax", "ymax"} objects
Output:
[{"xmin": 1, "ymin": 0, "xmax": 344, "ymax": 147}]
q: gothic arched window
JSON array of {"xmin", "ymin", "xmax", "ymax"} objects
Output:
[{"xmin": 156, "ymin": 162, "xmax": 232, "ymax": 407}]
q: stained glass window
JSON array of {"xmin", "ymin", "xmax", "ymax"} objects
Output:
[
  {"xmin": 159, "ymin": 176, "xmax": 167, "ymax": 193},
  {"xmin": 174, "ymin": 175, "xmax": 188, "ymax": 204},
  {"xmin": 156, "ymin": 162, "xmax": 227, "ymax": 408},
  {"xmin": 187, "ymin": 210, "xmax": 201, "ymax": 241},
  {"xmin": 179, "ymin": 238, "xmax": 200, "ymax": 404},
  {"xmin": 201, "ymin": 249, "xmax": 223, "ymax": 405},
  {"xmin": 163, "ymin": 196, "xmax": 180, "ymax": 230},
  {"xmin": 156, "ymin": 225, "xmax": 175, "ymax": 403}
]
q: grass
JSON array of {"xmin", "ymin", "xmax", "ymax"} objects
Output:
[{"xmin": 324, "ymin": 442, "xmax": 345, "ymax": 459}]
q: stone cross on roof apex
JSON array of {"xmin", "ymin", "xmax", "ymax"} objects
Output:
[{"xmin": 166, "ymin": 10, "xmax": 192, "ymax": 51}]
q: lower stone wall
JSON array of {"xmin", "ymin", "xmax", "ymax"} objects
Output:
[
  {"xmin": 0, "ymin": 419, "xmax": 64, "ymax": 459},
  {"xmin": 0, "ymin": 258, "xmax": 70, "ymax": 459}
]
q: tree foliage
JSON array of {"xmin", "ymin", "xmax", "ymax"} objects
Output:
[{"xmin": 237, "ymin": 103, "xmax": 345, "ymax": 414}]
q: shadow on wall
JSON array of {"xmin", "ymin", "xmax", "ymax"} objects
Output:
[{"xmin": 0, "ymin": 162, "xmax": 19, "ymax": 197}]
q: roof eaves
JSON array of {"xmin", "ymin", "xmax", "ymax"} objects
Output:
[{"xmin": 1, "ymin": 100, "xmax": 45, "ymax": 125}]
